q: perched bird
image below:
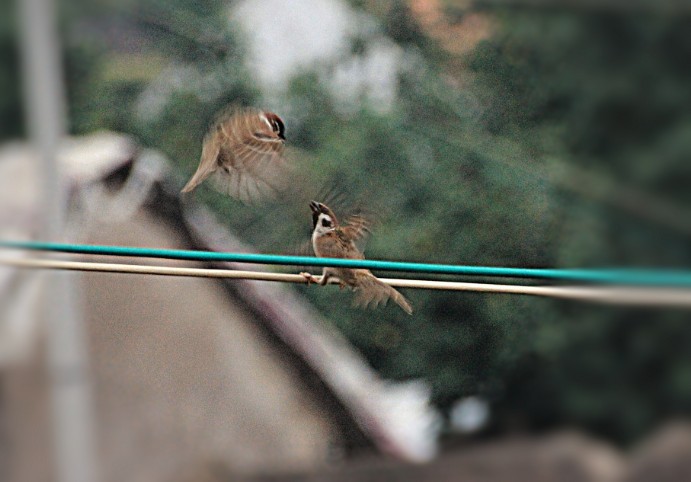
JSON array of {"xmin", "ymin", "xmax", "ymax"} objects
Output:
[
  {"xmin": 302, "ymin": 200, "xmax": 413, "ymax": 315},
  {"xmin": 181, "ymin": 106, "xmax": 286, "ymax": 203}
]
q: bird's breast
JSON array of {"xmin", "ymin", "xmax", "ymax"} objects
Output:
[{"xmin": 312, "ymin": 231, "xmax": 344, "ymax": 258}]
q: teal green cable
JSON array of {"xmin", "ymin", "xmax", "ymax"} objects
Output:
[{"xmin": 1, "ymin": 240, "xmax": 691, "ymax": 287}]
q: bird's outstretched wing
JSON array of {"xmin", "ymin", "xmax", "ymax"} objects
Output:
[{"xmin": 340, "ymin": 214, "xmax": 372, "ymax": 243}]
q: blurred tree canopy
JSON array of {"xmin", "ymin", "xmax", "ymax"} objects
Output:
[{"xmin": 2, "ymin": 0, "xmax": 690, "ymax": 446}]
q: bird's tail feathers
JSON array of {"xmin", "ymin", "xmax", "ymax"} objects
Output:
[
  {"xmin": 181, "ymin": 130, "xmax": 222, "ymax": 194},
  {"xmin": 353, "ymin": 271, "xmax": 413, "ymax": 315},
  {"xmin": 181, "ymin": 164, "xmax": 216, "ymax": 193}
]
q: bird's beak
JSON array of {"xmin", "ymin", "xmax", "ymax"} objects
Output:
[{"xmin": 309, "ymin": 200, "xmax": 321, "ymax": 213}]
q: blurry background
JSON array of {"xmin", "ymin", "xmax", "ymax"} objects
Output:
[{"xmin": 1, "ymin": 0, "xmax": 691, "ymax": 481}]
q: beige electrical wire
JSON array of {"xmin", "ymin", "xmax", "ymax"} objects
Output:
[{"xmin": 2, "ymin": 256, "xmax": 690, "ymax": 308}]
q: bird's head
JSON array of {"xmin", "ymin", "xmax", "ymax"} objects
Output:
[
  {"xmin": 263, "ymin": 112, "xmax": 285, "ymax": 140},
  {"xmin": 310, "ymin": 200, "xmax": 338, "ymax": 235}
]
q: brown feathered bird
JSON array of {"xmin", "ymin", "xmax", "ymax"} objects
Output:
[
  {"xmin": 301, "ymin": 201, "xmax": 413, "ymax": 315},
  {"xmin": 181, "ymin": 106, "xmax": 286, "ymax": 202}
]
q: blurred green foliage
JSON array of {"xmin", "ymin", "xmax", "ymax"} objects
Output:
[
  {"xmin": 0, "ymin": 2, "xmax": 22, "ymax": 139},
  {"xmin": 2, "ymin": 0, "xmax": 691, "ymax": 445}
]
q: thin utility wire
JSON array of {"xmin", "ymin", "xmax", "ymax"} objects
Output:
[
  {"xmin": 2, "ymin": 240, "xmax": 691, "ymax": 287},
  {"xmin": 2, "ymin": 257, "xmax": 690, "ymax": 308}
]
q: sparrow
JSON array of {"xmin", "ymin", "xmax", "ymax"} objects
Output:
[
  {"xmin": 181, "ymin": 106, "xmax": 287, "ymax": 203},
  {"xmin": 301, "ymin": 201, "xmax": 413, "ymax": 315}
]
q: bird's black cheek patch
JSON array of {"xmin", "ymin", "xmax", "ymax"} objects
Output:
[{"xmin": 274, "ymin": 119, "xmax": 285, "ymax": 139}]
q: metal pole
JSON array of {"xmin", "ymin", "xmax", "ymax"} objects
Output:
[{"xmin": 16, "ymin": 0, "xmax": 99, "ymax": 481}]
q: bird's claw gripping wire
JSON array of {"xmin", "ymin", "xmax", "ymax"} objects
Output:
[{"xmin": 300, "ymin": 272, "xmax": 321, "ymax": 285}]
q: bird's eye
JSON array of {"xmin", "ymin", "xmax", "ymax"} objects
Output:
[{"xmin": 321, "ymin": 218, "xmax": 331, "ymax": 227}]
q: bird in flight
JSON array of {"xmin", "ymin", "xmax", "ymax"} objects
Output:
[{"xmin": 181, "ymin": 106, "xmax": 287, "ymax": 203}]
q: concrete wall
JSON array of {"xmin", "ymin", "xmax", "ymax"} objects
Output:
[{"xmin": 4, "ymin": 210, "xmax": 342, "ymax": 482}]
